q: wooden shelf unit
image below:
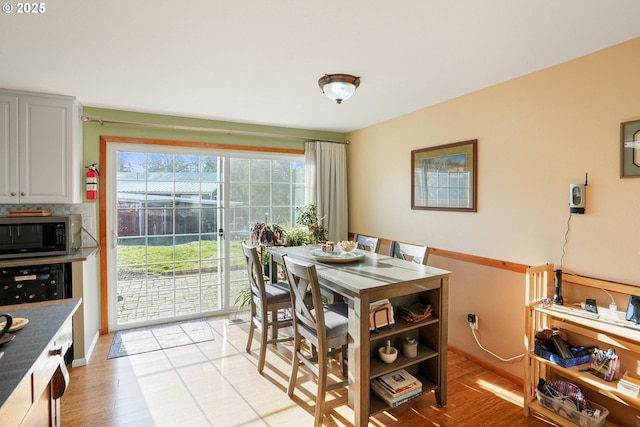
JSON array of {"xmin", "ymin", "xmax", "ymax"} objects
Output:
[
  {"xmin": 368, "ymin": 290, "xmax": 444, "ymax": 415},
  {"xmin": 524, "ymin": 264, "xmax": 640, "ymax": 426}
]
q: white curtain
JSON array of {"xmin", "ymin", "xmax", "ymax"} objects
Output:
[{"xmin": 305, "ymin": 141, "xmax": 348, "ymax": 242}]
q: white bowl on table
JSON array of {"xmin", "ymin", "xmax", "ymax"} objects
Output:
[{"xmin": 338, "ymin": 240, "xmax": 357, "ymax": 253}]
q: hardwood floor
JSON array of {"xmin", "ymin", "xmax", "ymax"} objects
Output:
[{"xmin": 61, "ymin": 316, "xmax": 550, "ymax": 427}]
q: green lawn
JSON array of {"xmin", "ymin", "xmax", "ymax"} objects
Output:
[{"xmin": 117, "ymin": 240, "xmax": 245, "ymax": 275}]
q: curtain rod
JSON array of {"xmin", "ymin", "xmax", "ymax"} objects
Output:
[{"xmin": 80, "ymin": 115, "xmax": 349, "ymax": 144}]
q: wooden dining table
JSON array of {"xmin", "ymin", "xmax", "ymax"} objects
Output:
[{"xmin": 269, "ymin": 245, "xmax": 452, "ymax": 427}]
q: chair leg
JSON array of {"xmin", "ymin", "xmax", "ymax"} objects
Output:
[
  {"xmin": 271, "ymin": 309, "xmax": 279, "ymax": 340},
  {"xmin": 287, "ymin": 333, "xmax": 302, "ymax": 397},
  {"xmin": 246, "ymin": 302, "xmax": 256, "ymax": 353},
  {"xmin": 340, "ymin": 344, "xmax": 347, "ymax": 377},
  {"xmin": 245, "ymin": 318, "xmax": 255, "ymax": 353},
  {"xmin": 258, "ymin": 316, "xmax": 269, "ymax": 373},
  {"xmin": 314, "ymin": 350, "xmax": 328, "ymax": 427}
]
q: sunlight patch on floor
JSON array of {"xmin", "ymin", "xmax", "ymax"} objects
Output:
[{"xmin": 476, "ymin": 378, "xmax": 525, "ymax": 407}]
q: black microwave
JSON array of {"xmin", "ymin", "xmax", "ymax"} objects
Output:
[{"xmin": 0, "ymin": 214, "xmax": 81, "ymax": 259}]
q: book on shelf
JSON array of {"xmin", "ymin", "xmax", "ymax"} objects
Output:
[
  {"xmin": 371, "ymin": 381, "xmax": 423, "ymax": 406},
  {"xmin": 389, "ymin": 389, "xmax": 423, "ymax": 407},
  {"xmin": 372, "ymin": 375, "xmax": 421, "ymax": 397},
  {"xmin": 375, "ymin": 368, "xmax": 421, "ymax": 394},
  {"xmin": 371, "ymin": 378, "xmax": 421, "ymax": 400}
]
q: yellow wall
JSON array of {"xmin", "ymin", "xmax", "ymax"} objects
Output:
[{"xmin": 346, "ymin": 37, "xmax": 640, "ymax": 378}]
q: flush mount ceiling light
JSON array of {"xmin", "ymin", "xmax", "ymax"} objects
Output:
[{"xmin": 318, "ymin": 74, "xmax": 360, "ymax": 104}]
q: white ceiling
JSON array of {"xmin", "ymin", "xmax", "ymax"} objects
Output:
[{"xmin": 2, "ymin": 0, "xmax": 640, "ymax": 134}]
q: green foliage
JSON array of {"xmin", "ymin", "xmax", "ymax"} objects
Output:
[
  {"xmin": 295, "ymin": 203, "xmax": 319, "ymax": 228},
  {"xmin": 284, "ymin": 227, "xmax": 310, "ymax": 246},
  {"xmin": 234, "ymin": 286, "xmax": 252, "ymax": 311},
  {"xmin": 295, "ymin": 203, "xmax": 327, "ymax": 243}
]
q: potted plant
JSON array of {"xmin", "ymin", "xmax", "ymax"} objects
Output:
[
  {"xmin": 284, "ymin": 227, "xmax": 309, "ymax": 247},
  {"xmin": 295, "ymin": 204, "xmax": 328, "ymax": 243},
  {"xmin": 236, "ymin": 222, "xmax": 285, "ymax": 311},
  {"xmin": 250, "ymin": 222, "xmax": 284, "ymax": 246}
]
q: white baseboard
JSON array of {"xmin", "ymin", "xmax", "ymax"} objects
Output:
[
  {"xmin": 71, "ymin": 330, "xmax": 100, "ymax": 367},
  {"xmin": 71, "ymin": 358, "xmax": 87, "ymax": 367}
]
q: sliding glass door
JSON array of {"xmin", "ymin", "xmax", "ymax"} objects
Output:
[{"xmin": 106, "ymin": 142, "xmax": 304, "ymax": 331}]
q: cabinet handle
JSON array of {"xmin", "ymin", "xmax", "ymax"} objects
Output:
[
  {"xmin": 10, "ymin": 192, "xmax": 16, "ymax": 196},
  {"xmin": 20, "ymin": 192, "xmax": 25, "ymax": 196},
  {"xmin": 52, "ymin": 362, "xmax": 69, "ymax": 400}
]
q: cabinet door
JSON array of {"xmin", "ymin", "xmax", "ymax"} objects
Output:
[
  {"xmin": 0, "ymin": 93, "xmax": 19, "ymax": 203},
  {"xmin": 19, "ymin": 94, "xmax": 81, "ymax": 203}
]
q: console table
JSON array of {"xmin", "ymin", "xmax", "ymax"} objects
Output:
[{"xmin": 269, "ymin": 245, "xmax": 451, "ymax": 427}]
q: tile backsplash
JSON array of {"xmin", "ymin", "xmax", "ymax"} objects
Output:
[{"xmin": 0, "ymin": 203, "xmax": 98, "ymax": 248}]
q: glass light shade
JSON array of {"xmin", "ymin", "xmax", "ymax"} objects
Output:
[
  {"xmin": 318, "ymin": 74, "xmax": 360, "ymax": 104},
  {"xmin": 323, "ymin": 82, "xmax": 356, "ymax": 104}
]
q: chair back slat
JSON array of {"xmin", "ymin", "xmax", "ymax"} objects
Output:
[
  {"xmin": 353, "ymin": 234, "xmax": 381, "ymax": 253},
  {"xmin": 283, "ymin": 256, "xmax": 326, "ymax": 346},
  {"xmin": 389, "ymin": 241, "xmax": 430, "ymax": 264},
  {"xmin": 241, "ymin": 242, "xmax": 268, "ymax": 310}
]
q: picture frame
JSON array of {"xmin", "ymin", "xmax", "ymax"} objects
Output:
[
  {"xmin": 411, "ymin": 140, "xmax": 477, "ymax": 212},
  {"xmin": 621, "ymin": 119, "xmax": 640, "ymax": 178}
]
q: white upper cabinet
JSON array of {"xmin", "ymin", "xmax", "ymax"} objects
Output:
[
  {"xmin": 0, "ymin": 89, "xmax": 82, "ymax": 204},
  {"xmin": 0, "ymin": 93, "xmax": 19, "ymax": 203}
]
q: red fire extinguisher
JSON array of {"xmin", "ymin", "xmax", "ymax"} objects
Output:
[{"xmin": 85, "ymin": 163, "xmax": 99, "ymax": 200}]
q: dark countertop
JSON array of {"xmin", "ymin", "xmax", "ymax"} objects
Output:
[
  {"xmin": 0, "ymin": 247, "xmax": 99, "ymax": 268},
  {"xmin": 0, "ymin": 298, "xmax": 81, "ymax": 408}
]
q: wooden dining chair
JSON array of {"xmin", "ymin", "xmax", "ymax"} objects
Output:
[
  {"xmin": 282, "ymin": 255, "xmax": 349, "ymax": 427},
  {"xmin": 389, "ymin": 240, "xmax": 430, "ymax": 264},
  {"xmin": 241, "ymin": 241, "xmax": 293, "ymax": 374},
  {"xmin": 353, "ymin": 233, "xmax": 381, "ymax": 253}
]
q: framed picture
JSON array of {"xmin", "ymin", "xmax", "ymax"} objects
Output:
[
  {"xmin": 411, "ymin": 140, "xmax": 477, "ymax": 211},
  {"xmin": 621, "ymin": 119, "xmax": 640, "ymax": 178}
]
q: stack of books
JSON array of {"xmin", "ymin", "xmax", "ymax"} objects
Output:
[
  {"xmin": 396, "ymin": 302, "xmax": 432, "ymax": 323},
  {"xmin": 371, "ymin": 368, "xmax": 423, "ymax": 407}
]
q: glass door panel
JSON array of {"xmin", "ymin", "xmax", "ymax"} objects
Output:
[
  {"xmin": 112, "ymin": 147, "xmax": 225, "ymax": 329},
  {"xmin": 108, "ymin": 143, "xmax": 304, "ymax": 331}
]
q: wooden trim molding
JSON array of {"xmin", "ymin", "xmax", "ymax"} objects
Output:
[
  {"xmin": 430, "ymin": 248, "xmax": 529, "ymax": 274},
  {"xmin": 348, "ymin": 233, "xmax": 529, "ymax": 274},
  {"xmin": 99, "ymin": 138, "xmax": 108, "ymax": 334},
  {"xmin": 101, "ymin": 135, "xmax": 305, "ymax": 155}
]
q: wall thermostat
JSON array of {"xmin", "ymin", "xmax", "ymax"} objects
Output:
[{"xmin": 570, "ymin": 183, "xmax": 585, "ymax": 214}]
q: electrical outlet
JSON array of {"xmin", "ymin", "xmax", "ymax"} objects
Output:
[{"xmin": 467, "ymin": 313, "xmax": 478, "ymax": 330}]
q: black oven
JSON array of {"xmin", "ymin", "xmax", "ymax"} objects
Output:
[{"xmin": 0, "ymin": 263, "xmax": 70, "ymax": 306}]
